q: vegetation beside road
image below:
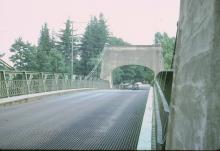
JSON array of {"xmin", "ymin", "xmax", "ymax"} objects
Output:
[{"xmin": 4, "ymin": 14, "xmax": 175, "ymax": 83}]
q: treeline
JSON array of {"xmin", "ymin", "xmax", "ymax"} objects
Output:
[
  {"xmin": 9, "ymin": 12, "xmax": 174, "ymax": 83},
  {"xmin": 112, "ymin": 65, "xmax": 154, "ymax": 85},
  {"xmin": 154, "ymin": 32, "xmax": 175, "ymax": 69},
  {"xmin": 10, "ymin": 14, "xmax": 130, "ymax": 76}
]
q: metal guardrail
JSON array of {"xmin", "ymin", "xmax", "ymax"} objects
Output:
[
  {"xmin": 0, "ymin": 70, "xmax": 110, "ymax": 98},
  {"xmin": 0, "ymin": 79, "xmax": 110, "ymax": 98},
  {"xmin": 153, "ymin": 71, "xmax": 173, "ymax": 150}
]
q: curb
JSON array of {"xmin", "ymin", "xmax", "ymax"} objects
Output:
[
  {"xmin": 137, "ymin": 87, "xmax": 153, "ymax": 150},
  {"xmin": 0, "ymin": 88, "xmax": 95, "ymax": 106}
]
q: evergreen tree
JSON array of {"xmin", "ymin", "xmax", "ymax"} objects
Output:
[
  {"xmin": 49, "ymin": 32, "xmax": 66, "ymax": 73},
  {"xmin": 38, "ymin": 23, "xmax": 51, "ymax": 53},
  {"xmin": 96, "ymin": 13, "xmax": 108, "ymax": 54},
  {"xmin": 58, "ymin": 19, "xmax": 78, "ymax": 73},
  {"xmin": 36, "ymin": 23, "xmax": 66, "ymax": 73},
  {"xmin": 107, "ymin": 36, "xmax": 130, "ymax": 46},
  {"xmin": 58, "ymin": 19, "xmax": 72, "ymax": 58},
  {"xmin": 79, "ymin": 14, "xmax": 109, "ymax": 76},
  {"xmin": 48, "ymin": 49, "xmax": 66, "ymax": 73},
  {"xmin": 36, "ymin": 23, "xmax": 52, "ymax": 72}
]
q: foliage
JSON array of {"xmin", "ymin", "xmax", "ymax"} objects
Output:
[
  {"xmin": 112, "ymin": 65, "xmax": 154, "ymax": 85},
  {"xmin": 57, "ymin": 19, "xmax": 72, "ymax": 58},
  {"xmin": 10, "ymin": 23, "xmax": 67, "ymax": 73},
  {"xmin": 154, "ymin": 32, "xmax": 175, "ymax": 69},
  {"xmin": 107, "ymin": 36, "xmax": 130, "ymax": 46},
  {"xmin": 48, "ymin": 49, "xmax": 66, "ymax": 73},
  {"xmin": 10, "ymin": 37, "xmax": 38, "ymax": 70},
  {"xmin": 36, "ymin": 23, "xmax": 66, "ymax": 72},
  {"xmin": 57, "ymin": 19, "xmax": 78, "ymax": 73},
  {"xmin": 8, "ymin": 15, "xmax": 131, "ymax": 76},
  {"xmin": 36, "ymin": 23, "xmax": 53, "ymax": 72},
  {"xmin": 38, "ymin": 23, "xmax": 51, "ymax": 53},
  {"xmin": 79, "ymin": 14, "xmax": 109, "ymax": 76}
]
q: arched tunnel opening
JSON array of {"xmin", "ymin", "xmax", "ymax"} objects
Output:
[{"xmin": 112, "ymin": 65, "xmax": 155, "ymax": 89}]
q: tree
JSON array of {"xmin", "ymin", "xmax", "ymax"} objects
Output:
[
  {"xmin": 154, "ymin": 32, "xmax": 175, "ymax": 69},
  {"xmin": 10, "ymin": 37, "xmax": 38, "ymax": 70},
  {"xmin": 22, "ymin": 42, "xmax": 38, "ymax": 71},
  {"xmin": 96, "ymin": 13, "xmax": 109, "ymax": 54},
  {"xmin": 107, "ymin": 36, "xmax": 130, "ymax": 46},
  {"xmin": 112, "ymin": 68, "xmax": 124, "ymax": 85},
  {"xmin": 57, "ymin": 19, "xmax": 72, "ymax": 57},
  {"xmin": 9, "ymin": 23, "xmax": 68, "ymax": 73},
  {"xmin": 57, "ymin": 19, "xmax": 78, "ymax": 73},
  {"xmin": 112, "ymin": 65, "xmax": 154, "ymax": 85},
  {"xmin": 48, "ymin": 49, "xmax": 66, "ymax": 73},
  {"xmin": 36, "ymin": 23, "xmax": 52, "ymax": 72},
  {"xmin": 50, "ymin": 33, "xmax": 66, "ymax": 73},
  {"xmin": 38, "ymin": 23, "xmax": 51, "ymax": 53},
  {"xmin": 35, "ymin": 23, "xmax": 67, "ymax": 72},
  {"xmin": 79, "ymin": 14, "xmax": 109, "ymax": 76}
]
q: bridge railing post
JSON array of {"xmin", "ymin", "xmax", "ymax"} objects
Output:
[
  {"xmin": 39, "ymin": 73, "xmax": 46, "ymax": 92},
  {"xmin": 23, "ymin": 72, "xmax": 30, "ymax": 94},
  {"xmin": 0, "ymin": 71, "xmax": 9, "ymax": 98},
  {"xmin": 6, "ymin": 81, "xmax": 9, "ymax": 97}
]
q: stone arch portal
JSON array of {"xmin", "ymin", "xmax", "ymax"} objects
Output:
[{"xmin": 100, "ymin": 45, "xmax": 164, "ymax": 87}]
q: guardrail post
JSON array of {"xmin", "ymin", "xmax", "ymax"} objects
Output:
[
  {"xmin": 79, "ymin": 77, "xmax": 82, "ymax": 88},
  {"xmin": 6, "ymin": 81, "xmax": 9, "ymax": 97},
  {"xmin": 54, "ymin": 73, "xmax": 59, "ymax": 91},
  {"xmin": 23, "ymin": 71, "xmax": 30, "ymax": 94},
  {"xmin": 0, "ymin": 71, "xmax": 9, "ymax": 97},
  {"xmin": 39, "ymin": 73, "xmax": 46, "ymax": 92}
]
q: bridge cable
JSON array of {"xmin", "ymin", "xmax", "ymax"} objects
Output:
[{"xmin": 85, "ymin": 49, "xmax": 105, "ymax": 80}]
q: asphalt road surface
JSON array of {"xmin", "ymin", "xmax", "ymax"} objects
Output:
[{"xmin": 0, "ymin": 89, "xmax": 149, "ymax": 150}]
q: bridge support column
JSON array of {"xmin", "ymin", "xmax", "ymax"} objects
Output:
[{"xmin": 166, "ymin": 0, "xmax": 220, "ymax": 150}]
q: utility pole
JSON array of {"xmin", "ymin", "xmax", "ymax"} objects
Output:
[
  {"xmin": 71, "ymin": 21, "xmax": 74, "ymax": 79},
  {"xmin": 69, "ymin": 20, "xmax": 86, "ymax": 79}
]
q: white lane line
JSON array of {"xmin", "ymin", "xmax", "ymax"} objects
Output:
[{"xmin": 137, "ymin": 87, "xmax": 153, "ymax": 150}]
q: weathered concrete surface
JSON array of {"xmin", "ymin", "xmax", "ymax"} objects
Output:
[
  {"xmin": 100, "ymin": 45, "xmax": 164, "ymax": 87},
  {"xmin": 166, "ymin": 0, "xmax": 220, "ymax": 150}
]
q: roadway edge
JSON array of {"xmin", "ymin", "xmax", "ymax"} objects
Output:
[
  {"xmin": 137, "ymin": 86, "xmax": 153, "ymax": 150},
  {"xmin": 0, "ymin": 88, "xmax": 95, "ymax": 106}
]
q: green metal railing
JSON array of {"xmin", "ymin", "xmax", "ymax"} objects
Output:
[
  {"xmin": 0, "ymin": 70, "xmax": 110, "ymax": 98},
  {"xmin": 0, "ymin": 79, "xmax": 110, "ymax": 98},
  {"xmin": 152, "ymin": 71, "xmax": 173, "ymax": 150}
]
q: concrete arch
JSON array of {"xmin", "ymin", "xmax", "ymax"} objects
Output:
[
  {"xmin": 112, "ymin": 64, "xmax": 155, "ymax": 84},
  {"xmin": 100, "ymin": 45, "xmax": 164, "ymax": 87},
  {"xmin": 113, "ymin": 64, "xmax": 155, "ymax": 75}
]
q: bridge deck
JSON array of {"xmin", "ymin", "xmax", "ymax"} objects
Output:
[{"xmin": 0, "ymin": 89, "xmax": 148, "ymax": 150}]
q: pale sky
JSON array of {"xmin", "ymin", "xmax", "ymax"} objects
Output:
[{"xmin": 0, "ymin": 0, "xmax": 180, "ymax": 65}]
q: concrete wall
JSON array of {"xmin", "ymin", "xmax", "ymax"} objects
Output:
[
  {"xmin": 166, "ymin": 0, "xmax": 220, "ymax": 149},
  {"xmin": 100, "ymin": 45, "xmax": 164, "ymax": 87}
]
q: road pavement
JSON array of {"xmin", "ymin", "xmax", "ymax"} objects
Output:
[{"xmin": 0, "ymin": 89, "xmax": 149, "ymax": 150}]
